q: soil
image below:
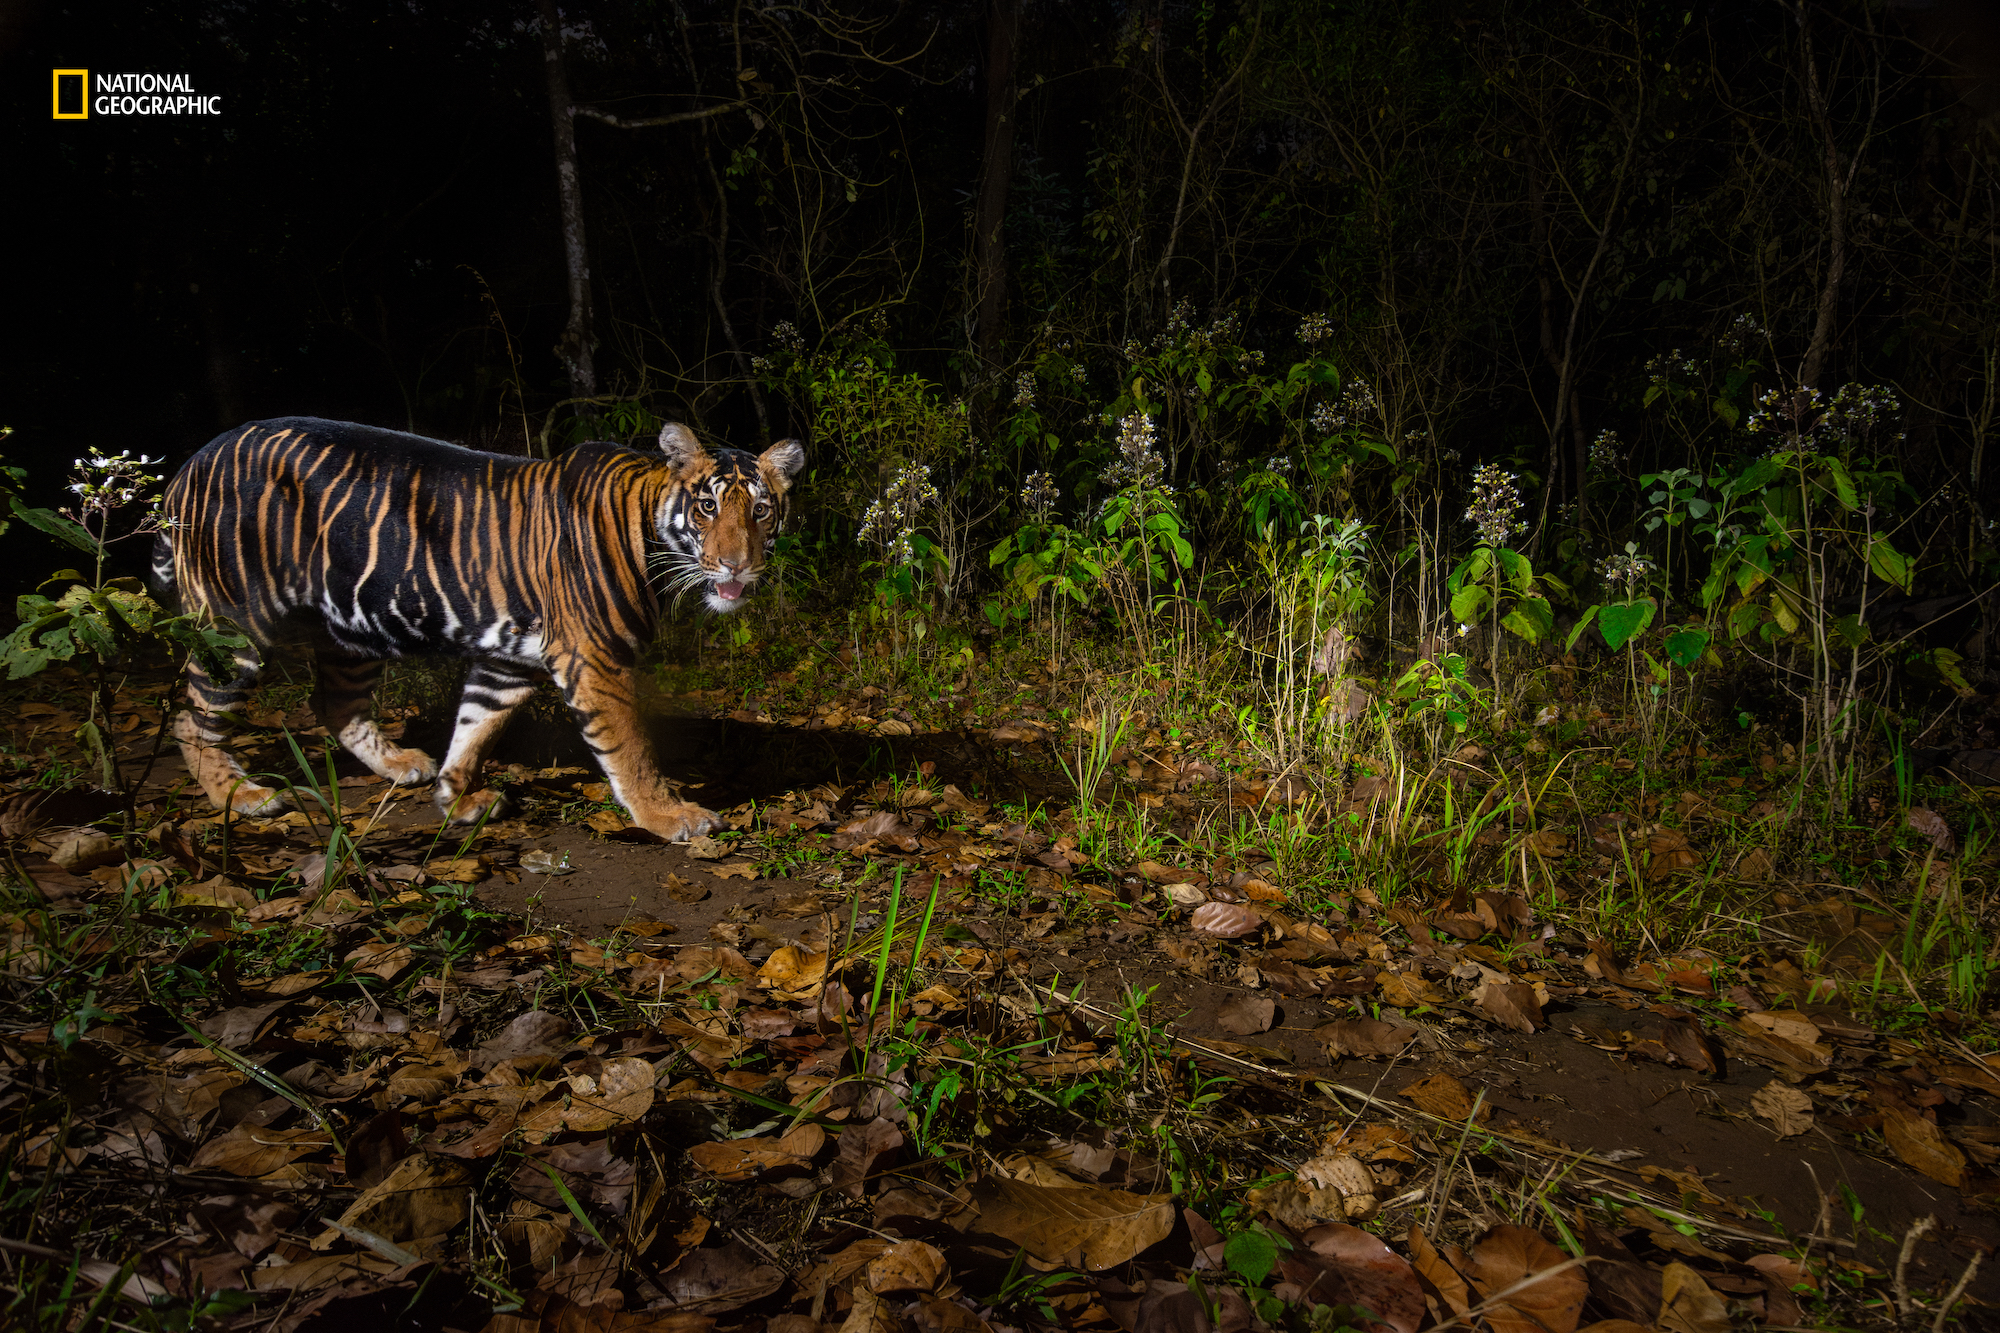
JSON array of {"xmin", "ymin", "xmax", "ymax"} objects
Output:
[{"xmin": 97, "ymin": 696, "xmax": 2000, "ymax": 1304}]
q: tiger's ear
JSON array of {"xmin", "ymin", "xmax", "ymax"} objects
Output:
[
  {"xmin": 760, "ymin": 438, "xmax": 806, "ymax": 483},
  {"xmin": 658, "ymin": 423, "xmax": 706, "ymax": 469}
]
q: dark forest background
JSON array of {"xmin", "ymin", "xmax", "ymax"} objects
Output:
[{"xmin": 6, "ymin": 0, "xmax": 2000, "ymax": 624}]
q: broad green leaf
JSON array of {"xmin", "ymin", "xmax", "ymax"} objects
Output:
[
  {"xmin": 1225, "ymin": 1230, "xmax": 1282, "ymax": 1285},
  {"xmin": 1833, "ymin": 614, "xmax": 1868, "ymax": 649},
  {"xmin": 1932, "ymin": 648, "xmax": 1974, "ymax": 696},
  {"xmin": 1449, "ymin": 548, "xmax": 1493, "ymax": 592},
  {"xmin": 1663, "ymin": 628, "xmax": 1710, "ymax": 669},
  {"xmin": 1502, "ymin": 597, "xmax": 1552, "ymax": 644},
  {"xmin": 1711, "ymin": 397, "xmax": 1740, "ymax": 427},
  {"xmin": 1727, "ymin": 602, "xmax": 1765, "ymax": 640},
  {"xmin": 1866, "ymin": 535, "xmax": 1913, "ymax": 593},
  {"xmin": 1450, "ymin": 585, "xmax": 1490, "ymax": 624},
  {"xmin": 8, "ymin": 502, "xmax": 100, "ymax": 555},
  {"xmin": 1597, "ymin": 599, "xmax": 1657, "ymax": 651},
  {"xmin": 1729, "ymin": 457, "xmax": 1784, "ymax": 496},
  {"xmin": 1564, "ymin": 604, "xmax": 1601, "ymax": 653},
  {"xmin": 1495, "ymin": 547, "xmax": 1533, "ymax": 593}
]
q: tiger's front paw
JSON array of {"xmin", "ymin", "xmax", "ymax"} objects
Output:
[
  {"xmin": 380, "ymin": 746, "xmax": 439, "ymax": 786},
  {"xmin": 643, "ymin": 802, "xmax": 722, "ymax": 844},
  {"xmin": 439, "ymin": 786, "xmax": 509, "ymax": 825},
  {"xmin": 227, "ymin": 782, "xmax": 289, "ymax": 817}
]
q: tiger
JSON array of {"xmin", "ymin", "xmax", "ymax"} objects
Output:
[{"xmin": 150, "ymin": 416, "xmax": 804, "ymax": 842}]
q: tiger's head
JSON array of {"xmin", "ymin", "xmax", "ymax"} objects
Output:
[{"xmin": 652, "ymin": 422, "xmax": 806, "ymax": 614}]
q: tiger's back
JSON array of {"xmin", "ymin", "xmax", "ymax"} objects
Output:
[{"xmin": 155, "ymin": 416, "xmax": 804, "ymax": 841}]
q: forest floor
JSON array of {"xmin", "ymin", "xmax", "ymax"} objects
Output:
[{"xmin": 4, "ymin": 637, "xmax": 2000, "ymax": 1332}]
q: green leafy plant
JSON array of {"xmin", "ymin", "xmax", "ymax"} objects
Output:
[{"xmin": 0, "ymin": 448, "xmax": 249, "ymax": 791}]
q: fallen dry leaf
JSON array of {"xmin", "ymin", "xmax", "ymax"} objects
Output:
[
  {"xmin": 1475, "ymin": 981, "xmax": 1544, "ymax": 1033},
  {"xmin": 562, "ymin": 1056, "xmax": 656, "ymax": 1131},
  {"xmin": 963, "ymin": 1174, "xmax": 1175, "ymax": 1270},
  {"xmin": 1467, "ymin": 1224, "xmax": 1587, "ymax": 1333},
  {"xmin": 1313, "ymin": 1018, "xmax": 1418, "ymax": 1058},
  {"xmin": 758, "ymin": 946, "xmax": 828, "ymax": 1000},
  {"xmin": 865, "ymin": 1239, "xmax": 947, "ymax": 1294},
  {"xmin": 1217, "ymin": 994, "xmax": 1276, "ymax": 1035},
  {"xmin": 1656, "ymin": 1261, "xmax": 1731, "ymax": 1333},
  {"xmin": 311, "ymin": 1153, "xmax": 470, "ymax": 1249},
  {"xmin": 1189, "ymin": 902, "xmax": 1262, "ymax": 938},
  {"xmin": 1407, "ymin": 1224, "xmax": 1472, "ymax": 1326},
  {"xmin": 1906, "ymin": 806, "xmax": 1955, "ymax": 853},
  {"xmin": 1750, "ymin": 1082, "xmax": 1813, "ymax": 1137},
  {"xmin": 343, "ymin": 940, "xmax": 415, "ymax": 982},
  {"xmin": 1399, "ymin": 1072, "xmax": 1488, "ymax": 1123},
  {"xmin": 1881, "ymin": 1108, "xmax": 1966, "ymax": 1187},
  {"xmin": 189, "ymin": 1126, "xmax": 333, "ymax": 1177},
  {"xmin": 1288, "ymin": 1223, "xmax": 1426, "ymax": 1333}
]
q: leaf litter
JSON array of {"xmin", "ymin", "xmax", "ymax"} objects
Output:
[{"xmin": 0, "ymin": 668, "xmax": 1997, "ymax": 1329}]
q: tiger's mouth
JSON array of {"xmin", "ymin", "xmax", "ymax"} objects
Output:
[{"xmin": 712, "ymin": 579, "xmax": 746, "ymax": 602}]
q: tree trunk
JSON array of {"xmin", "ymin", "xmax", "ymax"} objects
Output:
[
  {"xmin": 972, "ymin": 0, "xmax": 1021, "ymax": 375},
  {"xmin": 538, "ymin": 0, "xmax": 596, "ymax": 405},
  {"xmin": 1796, "ymin": 2, "xmax": 1847, "ymax": 392}
]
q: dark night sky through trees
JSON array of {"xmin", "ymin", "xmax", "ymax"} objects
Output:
[{"xmin": 6, "ymin": 0, "xmax": 2000, "ymax": 605}]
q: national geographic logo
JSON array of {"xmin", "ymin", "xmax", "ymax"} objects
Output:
[{"xmin": 52, "ymin": 70, "xmax": 222, "ymax": 118}]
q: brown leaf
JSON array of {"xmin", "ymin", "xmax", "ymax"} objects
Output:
[
  {"xmin": 987, "ymin": 720, "xmax": 1051, "ymax": 745},
  {"xmin": 1476, "ymin": 982, "xmax": 1544, "ymax": 1033},
  {"xmin": 473, "ymin": 1010, "xmax": 573, "ymax": 1068},
  {"xmin": 831, "ymin": 810, "xmax": 920, "ymax": 852},
  {"xmin": 1657, "ymin": 1262, "xmax": 1731, "ymax": 1333},
  {"xmin": 1313, "ymin": 1018, "xmax": 1418, "ymax": 1058},
  {"xmin": 655, "ymin": 1241, "xmax": 785, "ymax": 1314},
  {"xmin": 962, "ymin": 1174, "xmax": 1174, "ymax": 1270},
  {"xmin": 1882, "ymin": 1108, "xmax": 1966, "ymax": 1187},
  {"xmin": 1189, "ymin": 902, "xmax": 1262, "ymax": 938},
  {"xmin": 187, "ymin": 1194, "xmax": 299, "ymax": 1260},
  {"xmin": 1406, "ymin": 1224, "xmax": 1471, "ymax": 1325},
  {"xmin": 1906, "ymin": 806, "xmax": 1956, "ymax": 853},
  {"xmin": 662, "ymin": 873, "xmax": 709, "ymax": 903},
  {"xmin": 713, "ymin": 860, "xmax": 760, "ymax": 881},
  {"xmin": 1658, "ymin": 1019, "xmax": 1725, "ymax": 1075},
  {"xmin": 865, "ymin": 1239, "xmax": 947, "ymax": 1295},
  {"xmin": 1378, "ymin": 971, "xmax": 1449, "ymax": 1009},
  {"xmin": 1467, "ymin": 1224, "xmax": 1587, "ymax": 1333},
  {"xmin": 758, "ymin": 946, "xmax": 828, "ymax": 1000},
  {"xmin": 1399, "ymin": 1072, "xmax": 1488, "ymax": 1123},
  {"xmin": 1217, "ymin": 994, "xmax": 1276, "ymax": 1035},
  {"xmin": 190, "ymin": 1125, "xmax": 333, "ymax": 1177},
  {"xmin": 1751, "ymin": 1082, "xmax": 1814, "ymax": 1137},
  {"xmin": 563, "ymin": 1057, "xmax": 657, "ymax": 1132},
  {"xmin": 427, "ymin": 854, "xmax": 489, "ymax": 884},
  {"xmin": 344, "ymin": 1111, "xmax": 409, "ymax": 1189},
  {"xmin": 1288, "ymin": 1223, "xmax": 1427, "ymax": 1333},
  {"xmin": 311, "ymin": 1154, "xmax": 471, "ymax": 1249},
  {"xmin": 830, "ymin": 1117, "xmax": 905, "ymax": 1199},
  {"xmin": 689, "ymin": 1123, "xmax": 824, "ymax": 1182},
  {"xmin": 343, "ymin": 940, "xmax": 415, "ymax": 982},
  {"xmin": 196, "ymin": 994, "xmax": 302, "ymax": 1050},
  {"xmin": 1736, "ymin": 847, "xmax": 1777, "ymax": 881}
]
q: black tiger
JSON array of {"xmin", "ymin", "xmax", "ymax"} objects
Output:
[{"xmin": 151, "ymin": 416, "xmax": 804, "ymax": 841}]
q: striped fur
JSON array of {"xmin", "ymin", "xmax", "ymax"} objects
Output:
[{"xmin": 151, "ymin": 416, "xmax": 804, "ymax": 840}]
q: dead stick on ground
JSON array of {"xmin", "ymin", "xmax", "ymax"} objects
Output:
[
  {"xmin": 1931, "ymin": 1250, "xmax": 1983, "ymax": 1333},
  {"xmin": 1894, "ymin": 1214, "xmax": 1937, "ymax": 1317}
]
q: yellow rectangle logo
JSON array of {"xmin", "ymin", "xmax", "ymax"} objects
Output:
[{"xmin": 53, "ymin": 69, "xmax": 88, "ymax": 118}]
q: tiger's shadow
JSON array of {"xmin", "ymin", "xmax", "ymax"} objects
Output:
[{"xmin": 396, "ymin": 697, "xmax": 1043, "ymax": 818}]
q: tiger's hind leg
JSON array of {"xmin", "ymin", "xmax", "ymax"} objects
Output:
[
  {"xmin": 433, "ymin": 661, "xmax": 539, "ymax": 823},
  {"xmin": 174, "ymin": 646, "xmax": 288, "ymax": 816},
  {"xmin": 312, "ymin": 654, "xmax": 439, "ymax": 786}
]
